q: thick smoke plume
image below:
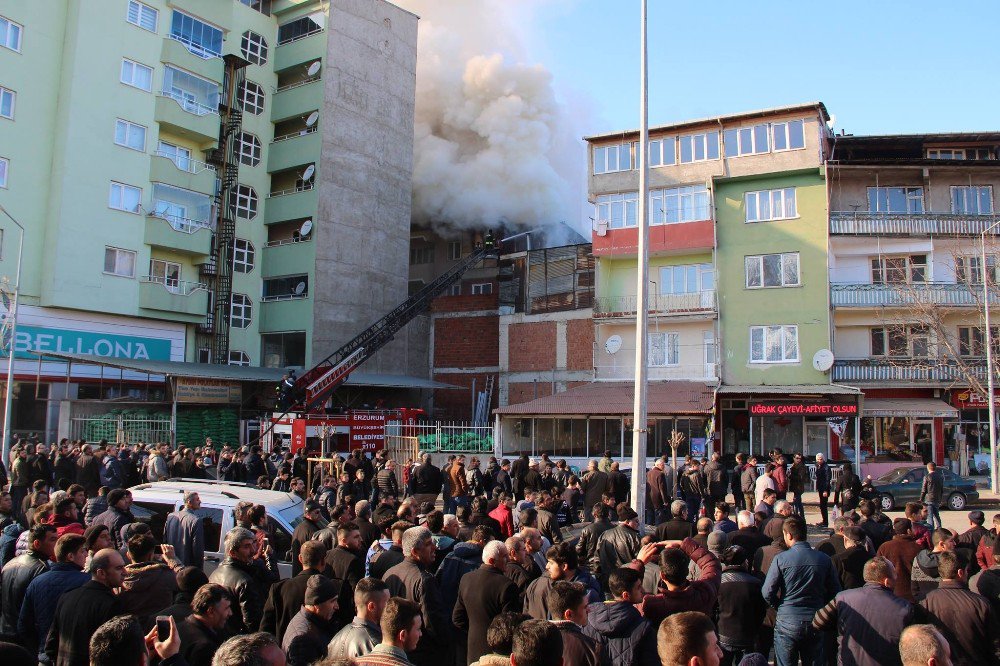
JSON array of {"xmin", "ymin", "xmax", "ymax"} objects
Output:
[{"xmin": 394, "ymin": 0, "xmax": 582, "ymax": 239}]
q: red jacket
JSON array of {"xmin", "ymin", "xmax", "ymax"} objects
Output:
[
  {"xmin": 627, "ymin": 537, "xmax": 721, "ymax": 628},
  {"xmin": 47, "ymin": 514, "xmax": 85, "ymax": 537},
  {"xmin": 772, "ymin": 465, "xmax": 788, "ymax": 493},
  {"xmin": 488, "ymin": 504, "xmax": 514, "ymax": 539}
]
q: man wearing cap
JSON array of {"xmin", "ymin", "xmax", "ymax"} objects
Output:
[
  {"xmin": 494, "ymin": 459, "xmax": 513, "ymax": 498},
  {"xmin": 291, "ymin": 499, "xmax": 324, "ymax": 576},
  {"xmin": 164, "ymin": 491, "xmax": 206, "ymax": 569},
  {"xmin": 282, "ymin": 574, "xmax": 342, "ymax": 666},
  {"xmin": 832, "ymin": 527, "xmax": 871, "ymax": 590},
  {"xmin": 90, "ymin": 488, "xmax": 135, "ymax": 551},
  {"xmin": 157, "ymin": 565, "xmax": 210, "ymax": 622},
  {"xmin": 956, "ymin": 510, "xmax": 989, "ymax": 576}
]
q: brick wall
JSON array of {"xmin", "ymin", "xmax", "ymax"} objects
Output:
[
  {"xmin": 508, "ymin": 321, "xmax": 557, "ymax": 371},
  {"xmin": 432, "ymin": 372, "xmax": 497, "ymax": 421},
  {"xmin": 433, "ymin": 315, "xmax": 499, "ymax": 368},
  {"xmin": 508, "ymin": 381, "xmax": 554, "ymax": 406},
  {"xmin": 566, "ymin": 318, "xmax": 594, "ymax": 370},
  {"xmin": 430, "ymin": 293, "xmax": 498, "ymax": 313}
]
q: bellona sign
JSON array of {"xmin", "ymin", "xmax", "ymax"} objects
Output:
[{"xmin": 0, "ymin": 325, "xmax": 173, "ymax": 361}]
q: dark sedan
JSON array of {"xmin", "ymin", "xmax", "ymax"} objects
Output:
[{"xmin": 873, "ymin": 465, "xmax": 980, "ymax": 511}]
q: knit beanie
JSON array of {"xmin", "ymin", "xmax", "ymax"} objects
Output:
[{"xmin": 304, "ymin": 574, "xmax": 341, "ymax": 605}]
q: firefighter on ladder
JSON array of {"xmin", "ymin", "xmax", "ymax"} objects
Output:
[{"xmin": 276, "ymin": 369, "xmax": 296, "ymax": 410}]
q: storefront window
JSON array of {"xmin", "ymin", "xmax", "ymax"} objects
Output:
[
  {"xmin": 761, "ymin": 415, "xmax": 804, "ymax": 456},
  {"xmin": 552, "ymin": 419, "xmax": 586, "ymax": 457},
  {"xmin": 534, "ymin": 419, "xmax": 555, "ymax": 455},
  {"xmin": 587, "ymin": 418, "xmax": 622, "ymax": 459},
  {"xmin": 501, "ymin": 418, "xmax": 532, "ymax": 455},
  {"xmin": 721, "ymin": 410, "xmax": 750, "ymax": 456}
]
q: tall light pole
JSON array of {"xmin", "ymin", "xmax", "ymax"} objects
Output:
[
  {"xmin": 0, "ymin": 206, "xmax": 24, "ymax": 468},
  {"xmin": 982, "ymin": 219, "xmax": 1000, "ymax": 493},
  {"xmin": 630, "ymin": 0, "xmax": 650, "ymax": 520}
]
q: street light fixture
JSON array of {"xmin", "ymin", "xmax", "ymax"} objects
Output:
[
  {"xmin": 0, "ymin": 205, "xmax": 24, "ymax": 468},
  {"xmin": 982, "ymin": 219, "xmax": 1000, "ymax": 493}
]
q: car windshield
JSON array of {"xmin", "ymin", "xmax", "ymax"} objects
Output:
[
  {"xmin": 877, "ymin": 468, "xmax": 914, "ymax": 483},
  {"xmin": 279, "ymin": 504, "xmax": 304, "ymax": 529}
]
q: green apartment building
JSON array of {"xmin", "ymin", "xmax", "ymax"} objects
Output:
[{"xmin": 0, "ymin": 0, "xmax": 419, "ymax": 440}]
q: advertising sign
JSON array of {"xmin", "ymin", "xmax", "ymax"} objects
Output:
[
  {"xmin": 291, "ymin": 419, "xmax": 307, "ymax": 453},
  {"xmin": 175, "ymin": 378, "xmax": 242, "ymax": 404},
  {"xmin": 350, "ymin": 412, "xmax": 386, "ymax": 451},
  {"xmin": 0, "ymin": 326, "xmax": 174, "ymax": 361},
  {"xmin": 952, "ymin": 390, "xmax": 1000, "ymax": 410},
  {"xmin": 749, "ymin": 402, "xmax": 859, "ymax": 417}
]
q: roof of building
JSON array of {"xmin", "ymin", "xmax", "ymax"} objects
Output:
[
  {"xmin": 493, "ymin": 381, "xmax": 715, "ymax": 416},
  {"xmin": 835, "ymin": 132, "xmax": 1000, "ymax": 144},
  {"xmin": 861, "ymin": 398, "xmax": 957, "ymax": 419},
  {"xmin": 716, "ymin": 384, "xmax": 862, "ymax": 396},
  {"xmin": 583, "ymin": 101, "xmax": 829, "ymax": 143}
]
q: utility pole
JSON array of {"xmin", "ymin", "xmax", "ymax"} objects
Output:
[{"xmin": 0, "ymin": 206, "xmax": 24, "ymax": 467}]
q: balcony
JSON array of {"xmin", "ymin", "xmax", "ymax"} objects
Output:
[
  {"xmin": 275, "ymin": 29, "xmax": 326, "ymax": 71},
  {"xmin": 263, "ymin": 238, "xmax": 314, "ymax": 278},
  {"xmin": 260, "ymin": 296, "xmax": 312, "ymax": 332},
  {"xmin": 160, "ymin": 36, "xmax": 223, "ymax": 83},
  {"xmin": 832, "ymin": 358, "xmax": 988, "ymax": 383},
  {"xmin": 271, "ymin": 79, "xmax": 323, "ymax": 122},
  {"xmin": 264, "ymin": 185, "xmax": 318, "ymax": 224},
  {"xmin": 595, "ymin": 362, "xmax": 719, "ymax": 382},
  {"xmin": 144, "ymin": 214, "xmax": 213, "ymax": 258},
  {"xmin": 149, "ymin": 153, "xmax": 217, "ymax": 196},
  {"xmin": 593, "ymin": 290, "xmax": 717, "ymax": 319},
  {"xmin": 830, "ymin": 211, "xmax": 1000, "ymax": 237},
  {"xmin": 154, "ymin": 93, "xmax": 219, "ymax": 146},
  {"xmin": 139, "ymin": 278, "xmax": 209, "ymax": 321},
  {"xmin": 592, "ymin": 218, "xmax": 714, "ymax": 257},
  {"xmin": 268, "ymin": 129, "xmax": 321, "ymax": 173},
  {"xmin": 166, "ymin": 0, "xmax": 233, "ymax": 30},
  {"xmin": 830, "ymin": 283, "xmax": 999, "ymax": 308}
]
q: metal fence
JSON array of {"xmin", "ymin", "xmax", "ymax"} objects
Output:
[
  {"xmin": 830, "ymin": 283, "xmax": 996, "ymax": 307},
  {"xmin": 830, "ymin": 211, "xmax": 1000, "ymax": 236},
  {"xmin": 70, "ymin": 416, "xmax": 172, "ymax": 445},
  {"xmin": 385, "ymin": 421, "xmax": 494, "ymax": 453}
]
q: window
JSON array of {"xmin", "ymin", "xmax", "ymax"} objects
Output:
[
  {"xmin": 649, "ymin": 185, "xmax": 710, "ymax": 224},
  {"xmin": 240, "ymin": 31, "xmax": 268, "ymax": 65},
  {"xmin": 750, "ymin": 325, "xmax": 799, "ymax": 363},
  {"xmin": 871, "ymin": 254, "xmax": 927, "ymax": 284},
  {"xmin": 162, "ymin": 65, "xmax": 220, "ymax": 115},
  {"xmin": 104, "ymin": 247, "xmax": 136, "ymax": 277},
  {"xmin": 263, "ymin": 275, "xmax": 308, "ymax": 300},
  {"xmin": 277, "ymin": 15, "xmax": 323, "ymax": 45},
  {"xmin": 448, "ymin": 284, "xmax": 461, "ymax": 296},
  {"xmin": 152, "ymin": 183, "xmax": 213, "ymax": 227},
  {"xmin": 409, "ymin": 245, "xmax": 434, "ymax": 264},
  {"xmin": 593, "ymin": 142, "xmax": 636, "ymax": 174},
  {"xmin": 959, "ymin": 326, "xmax": 1000, "ymax": 357},
  {"xmin": 649, "ymin": 138, "xmax": 675, "ymax": 167},
  {"xmin": 471, "ymin": 283, "xmax": 493, "ymax": 295},
  {"xmin": 238, "ymin": 0, "xmax": 272, "ymax": 16},
  {"xmin": 679, "ymin": 131, "xmax": 719, "ymax": 163},
  {"xmin": 232, "ymin": 239, "xmax": 255, "ymax": 273},
  {"xmin": 238, "ymin": 80, "xmax": 265, "ymax": 115},
  {"xmin": 230, "ymin": 185, "xmax": 258, "ymax": 219},
  {"xmin": 170, "ymin": 10, "xmax": 222, "ymax": 58},
  {"xmin": 126, "ymin": 1, "xmax": 158, "ymax": 32},
  {"xmin": 197, "ymin": 348, "xmax": 211, "ymax": 363},
  {"xmin": 447, "ymin": 241, "xmax": 462, "ymax": 261},
  {"xmin": 956, "ymin": 255, "xmax": 998, "ymax": 285},
  {"xmin": 114, "ymin": 119, "xmax": 146, "ymax": 152},
  {"xmin": 229, "ymin": 294, "xmax": 252, "ymax": 328},
  {"xmin": 0, "ymin": 87, "xmax": 13, "ymax": 119},
  {"xmin": 228, "ymin": 351, "xmax": 251, "ymax": 366},
  {"xmin": 236, "ymin": 132, "xmax": 262, "ymax": 167},
  {"xmin": 650, "ymin": 332, "xmax": 680, "ymax": 367},
  {"xmin": 0, "ymin": 15, "xmax": 22, "ymax": 51},
  {"xmin": 261, "ymin": 332, "xmax": 306, "ymax": 368},
  {"xmin": 121, "ymin": 59, "xmax": 153, "ymax": 92},
  {"xmin": 659, "ymin": 264, "xmax": 714, "ymax": 294},
  {"xmin": 745, "ymin": 188, "xmax": 796, "ymax": 222},
  {"xmin": 0, "ymin": 157, "xmax": 7, "ymax": 188},
  {"xmin": 771, "ymin": 120, "xmax": 805, "ymax": 151},
  {"xmin": 724, "ymin": 123, "xmax": 769, "ymax": 157},
  {"xmin": 868, "ymin": 186, "xmax": 924, "ymax": 214},
  {"xmin": 925, "ymin": 148, "xmax": 994, "ymax": 160},
  {"xmin": 595, "ymin": 192, "xmax": 639, "ymax": 229},
  {"xmin": 157, "ymin": 141, "xmax": 191, "ymax": 171},
  {"xmin": 745, "ymin": 253, "xmax": 800, "ymax": 288},
  {"xmin": 109, "ymin": 182, "xmax": 142, "ymax": 213},
  {"xmin": 951, "ymin": 185, "xmax": 993, "ymax": 215},
  {"xmin": 148, "ymin": 259, "xmax": 181, "ymax": 292},
  {"xmin": 871, "ymin": 326, "xmax": 930, "ymax": 358}
]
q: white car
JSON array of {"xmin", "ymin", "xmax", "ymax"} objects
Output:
[{"xmin": 128, "ymin": 479, "xmax": 307, "ymax": 578}]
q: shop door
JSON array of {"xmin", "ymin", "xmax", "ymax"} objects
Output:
[
  {"xmin": 912, "ymin": 420, "xmax": 934, "ymax": 463},
  {"xmin": 805, "ymin": 423, "xmax": 829, "ymax": 458}
]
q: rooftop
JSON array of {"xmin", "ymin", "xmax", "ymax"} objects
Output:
[{"xmin": 494, "ymin": 381, "xmax": 714, "ymax": 416}]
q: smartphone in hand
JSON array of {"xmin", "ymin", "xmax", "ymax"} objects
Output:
[{"xmin": 156, "ymin": 616, "xmax": 170, "ymax": 642}]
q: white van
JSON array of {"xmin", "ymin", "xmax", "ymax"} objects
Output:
[{"xmin": 128, "ymin": 479, "xmax": 306, "ymax": 579}]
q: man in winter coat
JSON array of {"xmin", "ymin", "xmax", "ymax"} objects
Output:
[
  {"xmin": 584, "ymin": 566, "xmax": 655, "ymax": 666},
  {"xmin": 911, "ymin": 528, "xmax": 955, "ymax": 601},
  {"xmin": 877, "ymin": 518, "xmax": 925, "ymax": 601},
  {"xmin": 1, "ymin": 523, "xmax": 57, "ymax": 642},
  {"xmin": 581, "ymin": 461, "xmax": 609, "ymax": 517},
  {"xmin": 209, "ymin": 527, "xmax": 268, "ymax": 635},
  {"xmin": 18, "ymin": 533, "xmax": 89, "ymax": 660},
  {"xmin": 91, "ymin": 488, "xmax": 135, "ymax": 550},
  {"xmin": 290, "ymin": 500, "xmax": 324, "ymax": 576},
  {"xmin": 920, "ymin": 461, "xmax": 944, "ymax": 531},
  {"xmin": 411, "ymin": 454, "xmax": 443, "ymax": 506},
  {"xmin": 787, "ymin": 454, "xmax": 810, "ymax": 517},
  {"xmin": 575, "ymin": 503, "xmax": 613, "ymax": 575},
  {"xmin": 646, "ymin": 459, "xmax": 672, "ymax": 525},
  {"xmin": 681, "ymin": 460, "xmax": 708, "ymax": 521},
  {"xmin": 260, "ymin": 540, "xmax": 328, "ymax": 642},
  {"xmin": 453, "ymin": 540, "xmax": 520, "ymax": 665},
  {"xmin": 741, "ymin": 456, "xmax": 759, "ymax": 515},
  {"xmin": 118, "ymin": 534, "xmax": 184, "ymax": 629},
  {"xmin": 176, "ymin": 583, "xmax": 232, "ymax": 666},
  {"xmin": 975, "ymin": 513, "xmax": 1000, "ymax": 573},
  {"xmin": 325, "ymin": 522, "xmax": 366, "ymax": 626},
  {"xmin": 814, "ymin": 453, "xmax": 832, "ymax": 527},
  {"xmin": 598, "ymin": 504, "xmax": 643, "ymax": 578},
  {"xmin": 75, "ymin": 445, "xmax": 101, "ymax": 497},
  {"xmin": 328, "ymin": 577, "xmax": 389, "ymax": 660},
  {"xmin": 523, "ymin": 542, "xmax": 602, "ymax": 620},
  {"xmin": 920, "ymin": 550, "xmax": 1000, "ymax": 665},
  {"xmin": 716, "ymin": 544, "xmax": 767, "ymax": 666},
  {"xmin": 549, "ymin": 581, "xmax": 601, "ymax": 666},
  {"xmin": 702, "ymin": 453, "xmax": 728, "ymax": 517},
  {"xmin": 375, "ymin": 461, "xmax": 400, "ymax": 502},
  {"xmin": 282, "ymin": 574, "xmax": 342, "ymax": 666},
  {"xmin": 164, "ymin": 491, "xmax": 206, "ymax": 569},
  {"xmin": 98, "ymin": 445, "xmax": 123, "ymax": 490}
]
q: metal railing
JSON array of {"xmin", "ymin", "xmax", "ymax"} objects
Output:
[
  {"xmin": 148, "ymin": 210, "xmax": 214, "ymax": 234},
  {"xmin": 167, "ymin": 33, "xmax": 222, "ymax": 60},
  {"xmin": 594, "ymin": 362, "xmax": 719, "ymax": 381},
  {"xmin": 830, "ymin": 211, "xmax": 1000, "ymax": 236},
  {"xmin": 275, "ymin": 77, "xmax": 320, "ymax": 93},
  {"xmin": 261, "ymin": 292, "xmax": 308, "ymax": 302},
  {"xmin": 71, "ymin": 416, "xmax": 172, "ymax": 445},
  {"xmin": 140, "ymin": 276, "xmax": 208, "ymax": 296},
  {"xmin": 594, "ymin": 290, "xmax": 717, "ymax": 317},
  {"xmin": 277, "ymin": 27, "xmax": 323, "ymax": 46},
  {"xmin": 158, "ymin": 91, "xmax": 218, "ymax": 116},
  {"xmin": 830, "ymin": 282, "xmax": 998, "ymax": 307},
  {"xmin": 832, "ymin": 358, "xmax": 988, "ymax": 382},
  {"xmin": 268, "ymin": 182, "xmax": 315, "ymax": 198},
  {"xmin": 386, "ymin": 421, "xmax": 494, "ymax": 453},
  {"xmin": 154, "ymin": 150, "xmax": 216, "ymax": 175},
  {"xmin": 272, "ymin": 126, "xmax": 318, "ymax": 143},
  {"xmin": 265, "ymin": 236, "xmax": 311, "ymax": 247}
]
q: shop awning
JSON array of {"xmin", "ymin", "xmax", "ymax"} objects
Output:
[
  {"xmin": 493, "ymin": 381, "xmax": 715, "ymax": 416},
  {"xmin": 717, "ymin": 384, "xmax": 862, "ymax": 396},
  {"xmin": 862, "ymin": 398, "xmax": 959, "ymax": 419}
]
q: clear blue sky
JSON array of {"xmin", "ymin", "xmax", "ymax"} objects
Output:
[{"xmin": 523, "ymin": 0, "xmax": 1000, "ymax": 137}]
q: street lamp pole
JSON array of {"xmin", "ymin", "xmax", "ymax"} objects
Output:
[
  {"xmin": 982, "ymin": 219, "xmax": 1000, "ymax": 493},
  {"xmin": 0, "ymin": 206, "xmax": 24, "ymax": 468}
]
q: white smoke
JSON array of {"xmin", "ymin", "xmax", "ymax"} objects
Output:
[{"xmin": 394, "ymin": 0, "xmax": 586, "ymax": 239}]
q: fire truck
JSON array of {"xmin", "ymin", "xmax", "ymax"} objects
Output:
[{"xmin": 265, "ymin": 407, "xmax": 426, "ymax": 455}]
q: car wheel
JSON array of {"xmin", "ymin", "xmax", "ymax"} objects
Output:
[
  {"xmin": 879, "ymin": 494, "xmax": 895, "ymax": 512},
  {"xmin": 947, "ymin": 493, "xmax": 967, "ymax": 511}
]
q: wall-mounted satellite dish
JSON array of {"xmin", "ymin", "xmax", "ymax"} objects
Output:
[
  {"xmin": 306, "ymin": 61, "xmax": 321, "ymax": 77},
  {"xmin": 605, "ymin": 335, "xmax": 623, "ymax": 355},
  {"xmin": 812, "ymin": 348, "xmax": 835, "ymax": 372},
  {"xmin": 301, "ymin": 164, "xmax": 315, "ymax": 181},
  {"xmin": 299, "ymin": 219, "xmax": 313, "ymax": 237},
  {"xmin": 294, "ymin": 281, "xmax": 306, "ymax": 295},
  {"xmin": 304, "ymin": 111, "xmax": 319, "ymax": 127}
]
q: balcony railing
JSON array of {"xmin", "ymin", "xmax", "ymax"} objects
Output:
[
  {"xmin": 595, "ymin": 362, "xmax": 719, "ymax": 381},
  {"xmin": 277, "ymin": 27, "xmax": 323, "ymax": 46},
  {"xmin": 832, "ymin": 358, "xmax": 988, "ymax": 383},
  {"xmin": 265, "ymin": 236, "xmax": 311, "ymax": 248},
  {"xmin": 830, "ymin": 282, "xmax": 1000, "ymax": 307},
  {"xmin": 593, "ymin": 290, "xmax": 717, "ymax": 317},
  {"xmin": 275, "ymin": 77, "xmax": 320, "ymax": 93},
  {"xmin": 157, "ymin": 91, "xmax": 218, "ymax": 117},
  {"xmin": 148, "ymin": 211, "xmax": 214, "ymax": 234},
  {"xmin": 830, "ymin": 211, "xmax": 1000, "ymax": 236},
  {"xmin": 167, "ymin": 33, "xmax": 222, "ymax": 60},
  {"xmin": 268, "ymin": 182, "xmax": 315, "ymax": 198},
  {"xmin": 154, "ymin": 150, "xmax": 216, "ymax": 175},
  {"xmin": 261, "ymin": 293, "xmax": 308, "ymax": 302},
  {"xmin": 272, "ymin": 126, "xmax": 318, "ymax": 143},
  {"xmin": 140, "ymin": 276, "xmax": 207, "ymax": 296}
]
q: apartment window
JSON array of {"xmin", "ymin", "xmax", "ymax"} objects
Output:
[
  {"xmin": 750, "ymin": 325, "xmax": 799, "ymax": 363},
  {"xmin": 447, "ymin": 241, "xmax": 462, "ymax": 260},
  {"xmin": 650, "ymin": 332, "xmax": 680, "ymax": 367},
  {"xmin": 471, "ymin": 283, "xmax": 493, "ymax": 295},
  {"xmin": 871, "ymin": 254, "xmax": 927, "ymax": 284},
  {"xmin": 448, "ymin": 284, "xmax": 461, "ymax": 296},
  {"xmin": 120, "ymin": 59, "xmax": 153, "ymax": 92},
  {"xmin": 261, "ymin": 332, "xmax": 307, "ymax": 368},
  {"xmin": 868, "ymin": 186, "xmax": 924, "ymax": 214},
  {"xmin": 277, "ymin": 15, "xmax": 323, "ymax": 45},
  {"xmin": 871, "ymin": 326, "xmax": 929, "ymax": 358},
  {"xmin": 114, "ymin": 119, "xmax": 146, "ymax": 151},
  {"xmin": 109, "ymin": 182, "xmax": 142, "ymax": 213},
  {"xmin": 679, "ymin": 131, "xmax": 719, "ymax": 163},
  {"xmin": 170, "ymin": 10, "xmax": 222, "ymax": 58},
  {"xmin": 126, "ymin": 1, "xmax": 158, "ymax": 32},
  {"xmin": 230, "ymin": 185, "xmax": 258, "ymax": 219},
  {"xmin": 236, "ymin": 132, "xmax": 262, "ymax": 167},
  {"xmin": 228, "ymin": 351, "xmax": 251, "ymax": 366},
  {"xmin": 724, "ymin": 123, "xmax": 769, "ymax": 157},
  {"xmin": 659, "ymin": 264, "xmax": 714, "ymax": 294},
  {"xmin": 745, "ymin": 252, "xmax": 800, "ymax": 288},
  {"xmin": 238, "ymin": 0, "xmax": 272, "ymax": 16},
  {"xmin": 956, "ymin": 255, "xmax": 998, "ymax": 285},
  {"xmin": 771, "ymin": 120, "xmax": 805, "ymax": 151},
  {"xmin": 0, "ymin": 87, "xmax": 13, "ymax": 119},
  {"xmin": 951, "ymin": 185, "xmax": 993, "ymax": 215},
  {"xmin": 197, "ymin": 348, "xmax": 212, "ymax": 363},
  {"xmin": 925, "ymin": 148, "xmax": 994, "ymax": 160},
  {"xmin": 229, "ymin": 294, "xmax": 252, "ymax": 328},
  {"xmin": 232, "ymin": 239, "xmax": 255, "ymax": 273},
  {"xmin": 745, "ymin": 187, "xmax": 796, "ymax": 222},
  {"xmin": 409, "ymin": 245, "xmax": 434, "ymax": 265},
  {"xmin": 0, "ymin": 157, "xmax": 7, "ymax": 188},
  {"xmin": 959, "ymin": 326, "xmax": 1000, "ymax": 357},
  {"xmin": 148, "ymin": 259, "xmax": 181, "ymax": 291},
  {"xmin": 0, "ymin": 15, "xmax": 22, "ymax": 51},
  {"xmin": 649, "ymin": 185, "xmax": 710, "ymax": 224},
  {"xmin": 157, "ymin": 141, "xmax": 191, "ymax": 171},
  {"xmin": 104, "ymin": 247, "xmax": 136, "ymax": 277},
  {"xmin": 263, "ymin": 275, "xmax": 308, "ymax": 300},
  {"xmin": 593, "ymin": 142, "xmax": 635, "ymax": 174},
  {"xmin": 649, "ymin": 138, "xmax": 675, "ymax": 167},
  {"xmin": 595, "ymin": 192, "xmax": 639, "ymax": 229},
  {"xmin": 240, "ymin": 31, "xmax": 268, "ymax": 65},
  {"xmin": 239, "ymin": 80, "xmax": 265, "ymax": 115},
  {"xmin": 162, "ymin": 65, "xmax": 220, "ymax": 115}
]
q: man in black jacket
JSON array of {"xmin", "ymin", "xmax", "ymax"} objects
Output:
[
  {"xmin": 702, "ymin": 452, "xmax": 728, "ymax": 517},
  {"xmin": 655, "ymin": 500, "xmax": 695, "ymax": 541},
  {"xmin": 503, "ymin": 535, "xmax": 540, "ymax": 600},
  {"xmin": 716, "ymin": 545, "xmax": 766, "ymax": 665},
  {"xmin": 598, "ymin": 504, "xmax": 643, "ymax": 579},
  {"xmin": 375, "ymin": 461, "xmax": 400, "ymax": 502},
  {"xmin": 209, "ymin": 527, "xmax": 268, "ymax": 636},
  {"xmin": 178, "ymin": 583, "xmax": 232, "ymax": 666},
  {"xmin": 290, "ymin": 500, "xmax": 324, "ymax": 576},
  {"xmin": 581, "ymin": 461, "xmax": 609, "ymax": 515},
  {"xmin": 494, "ymin": 459, "xmax": 513, "ymax": 498},
  {"xmin": 411, "ymin": 454, "xmax": 443, "ymax": 507},
  {"xmin": 0, "ymin": 523, "xmax": 56, "ymax": 641},
  {"xmin": 575, "ymin": 503, "xmax": 613, "ymax": 575},
  {"xmin": 326, "ymin": 522, "xmax": 366, "ymax": 626},
  {"xmin": 832, "ymin": 527, "xmax": 871, "ymax": 590},
  {"xmin": 511, "ymin": 454, "xmax": 529, "ymax": 501},
  {"xmin": 607, "ymin": 462, "xmax": 629, "ymax": 506},
  {"xmin": 584, "ymin": 566, "xmax": 655, "ymax": 666},
  {"xmin": 453, "ymin": 540, "xmax": 520, "ymax": 665},
  {"xmin": 91, "ymin": 488, "xmax": 135, "ymax": 551},
  {"xmin": 260, "ymin": 540, "xmax": 327, "ymax": 642}
]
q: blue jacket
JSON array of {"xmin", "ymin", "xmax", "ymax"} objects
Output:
[
  {"xmin": 18, "ymin": 562, "xmax": 90, "ymax": 652},
  {"xmin": 814, "ymin": 463, "xmax": 832, "ymax": 493},
  {"xmin": 762, "ymin": 542, "xmax": 840, "ymax": 620},
  {"xmin": 99, "ymin": 455, "xmax": 123, "ymax": 489}
]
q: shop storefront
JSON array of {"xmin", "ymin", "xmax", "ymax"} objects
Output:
[
  {"xmin": 948, "ymin": 389, "xmax": 998, "ymax": 476},
  {"xmin": 855, "ymin": 393, "xmax": 956, "ymax": 476}
]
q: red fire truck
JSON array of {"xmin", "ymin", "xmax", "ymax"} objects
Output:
[{"xmin": 265, "ymin": 408, "xmax": 426, "ymax": 455}]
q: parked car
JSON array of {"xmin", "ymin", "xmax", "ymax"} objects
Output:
[
  {"xmin": 873, "ymin": 466, "xmax": 979, "ymax": 512},
  {"xmin": 128, "ymin": 479, "xmax": 306, "ymax": 578}
]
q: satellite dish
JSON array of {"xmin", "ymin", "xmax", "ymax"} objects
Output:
[
  {"xmin": 306, "ymin": 61, "xmax": 321, "ymax": 77},
  {"xmin": 812, "ymin": 348, "xmax": 835, "ymax": 372},
  {"xmin": 299, "ymin": 219, "xmax": 313, "ymax": 236},
  {"xmin": 304, "ymin": 111, "xmax": 319, "ymax": 127},
  {"xmin": 301, "ymin": 164, "xmax": 315, "ymax": 181},
  {"xmin": 605, "ymin": 335, "xmax": 623, "ymax": 355},
  {"xmin": 294, "ymin": 281, "xmax": 306, "ymax": 295}
]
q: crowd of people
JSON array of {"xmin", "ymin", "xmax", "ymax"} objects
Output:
[{"xmin": 0, "ymin": 435, "xmax": 992, "ymax": 666}]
